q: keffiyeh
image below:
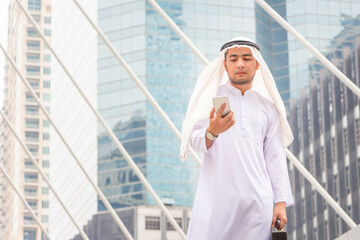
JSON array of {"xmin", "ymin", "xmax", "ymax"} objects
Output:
[{"xmin": 180, "ymin": 36, "xmax": 293, "ymax": 162}]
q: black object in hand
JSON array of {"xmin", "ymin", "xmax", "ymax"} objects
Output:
[
  {"xmin": 272, "ymin": 219, "xmax": 287, "ymax": 240},
  {"xmin": 275, "ymin": 219, "xmax": 281, "ymax": 230}
]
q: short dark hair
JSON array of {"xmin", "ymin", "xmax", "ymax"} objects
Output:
[{"xmin": 224, "ymin": 50, "xmax": 228, "ymax": 59}]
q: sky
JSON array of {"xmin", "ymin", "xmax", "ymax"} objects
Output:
[{"xmin": 0, "ymin": 0, "xmax": 11, "ymax": 108}]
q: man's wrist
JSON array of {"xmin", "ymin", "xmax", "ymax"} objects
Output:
[
  {"xmin": 207, "ymin": 127, "xmax": 219, "ymax": 136},
  {"xmin": 275, "ymin": 202, "xmax": 286, "ymax": 207},
  {"xmin": 206, "ymin": 129, "xmax": 218, "ymax": 140}
]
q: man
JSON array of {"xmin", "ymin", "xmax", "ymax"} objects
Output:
[{"xmin": 180, "ymin": 37, "xmax": 294, "ymax": 240}]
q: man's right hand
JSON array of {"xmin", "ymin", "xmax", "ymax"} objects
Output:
[{"xmin": 208, "ymin": 103, "xmax": 235, "ymax": 136}]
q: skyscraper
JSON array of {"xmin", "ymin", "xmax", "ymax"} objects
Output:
[
  {"xmin": 256, "ymin": 0, "xmax": 290, "ymax": 102},
  {"xmin": 287, "ymin": 19, "xmax": 360, "ymax": 240},
  {"xmin": 1, "ymin": 0, "xmax": 358, "ymax": 239},
  {"xmin": 96, "ymin": 0, "xmax": 258, "ymax": 211},
  {"xmin": 0, "ymin": 0, "xmax": 52, "ymax": 239},
  {"xmin": 282, "ymin": 0, "xmax": 360, "ymax": 99},
  {"xmin": 96, "ymin": 1, "xmax": 360, "ymax": 239}
]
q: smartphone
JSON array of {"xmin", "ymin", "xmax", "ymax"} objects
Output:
[{"xmin": 212, "ymin": 96, "xmax": 231, "ymax": 117}]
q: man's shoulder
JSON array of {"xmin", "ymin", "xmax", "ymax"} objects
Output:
[{"xmin": 252, "ymin": 91, "xmax": 277, "ymax": 113}]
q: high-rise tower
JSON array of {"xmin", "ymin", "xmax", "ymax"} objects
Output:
[
  {"xmin": 0, "ymin": 0, "xmax": 52, "ymax": 239},
  {"xmin": 96, "ymin": 0, "xmax": 258, "ymax": 211}
]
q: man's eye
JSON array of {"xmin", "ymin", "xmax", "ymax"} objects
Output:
[
  {"xmin": 244, "ymin": 58, "xmax": 251, "ymax": 61},
  {"xmin": 230, "ymin": 59, "xmax": 237, "ymax": 62}
]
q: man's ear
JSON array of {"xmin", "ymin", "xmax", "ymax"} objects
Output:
[
  {"xmin": 223, "ymin": 60, "xmax": 228, "ymax": 72},
  {"xmin": 256, "ymin": 61, "xmax": 260, "ymax": 70}
]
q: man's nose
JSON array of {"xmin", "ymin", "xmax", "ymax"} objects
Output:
[{"xmin": 237, "ymin": 60, "xmax": 245, "ymax": 68}]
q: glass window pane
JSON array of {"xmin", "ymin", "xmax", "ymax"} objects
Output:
[
  {"xmin": 24, "ymin": 229, "xmax": 36, "ymax": 240},
  {"xmin": 27, "ymin": 53, "xmax": 40, "ymax": 63},
  {"xmin": 25, "ymin": 131, "xmax": 39, "ymax": 141},
  {"xmin": 27, "ymin": 40, "xmax": 40, "ymax": 50},
  {"xmin": 28, "ymin": 0, "xmax": 41, "ymax": 12},
  {"xmin": 25, "ymin": 118, "xmax": 39, "ymax": 129},
  {"xmin": 27, "ymin": 28, "xmax": 39, "ymax": 38},
  {"xmin": 26, "ymin": 66, "xmax": 40, "ymax": 76}
]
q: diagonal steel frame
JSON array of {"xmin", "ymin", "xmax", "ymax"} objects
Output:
[
  {"xmin": 0, "ymin": 43, "xmax": 90, "ymax": 240},
  {"xmin": 255, "ymin": 0, "xmax": 357, "ymax": 228},
  {"xmin": 75, "ymin": 0, "xmax": 202, "ymax": 167},
  {"xmin": 255, "ymin": 0, "xmax": 360, "ymax": 98},
  {"xmin": 15, "ymin": 0, "xmax": 187, "ymax": 238},
  {"xmin": 148, "ymin": 0, "xmax": 357, "ymax": 229},
  {"xmin": 13, "ymin": 0, "xmax": 134, "ymax": 239},
  {"xmin": 0, "ymin": 163, "xmax": 50, "ymax": 240}
]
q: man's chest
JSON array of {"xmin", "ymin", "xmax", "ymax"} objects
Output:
[{"xmin": 227, "ymin": 96, "xmax": 271, "ymax": 142}]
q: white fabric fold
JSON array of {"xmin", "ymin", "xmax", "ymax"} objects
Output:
[{"xmin": 180, "ymin": 36, "xmax": 293, "ymax": 162}]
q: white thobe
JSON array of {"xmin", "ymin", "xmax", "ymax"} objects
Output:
[{"xmin": 187, "ymin": 81, "xmax": 293, "ymax": 240}]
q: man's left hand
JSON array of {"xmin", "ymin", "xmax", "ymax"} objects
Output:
[{"xmin": 272, "ymin": 202, "xmax": 287, "ymax": 230}]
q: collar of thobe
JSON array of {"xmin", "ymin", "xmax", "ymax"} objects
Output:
[
  {"xmin": 225, "ymin": 80, "xmax": 254, "ymax": 96},
  {"xmin": 180, "ymin": 36, "xmax": 293, "ymax": 162}
]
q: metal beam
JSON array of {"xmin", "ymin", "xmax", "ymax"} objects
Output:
[
  {"xmin": 13, "ymin": 0, "xmax": 134, "ymax": 239},
  {"xmin": 0, "ymin": 163, "xmax": 50, "ymax": 240},
  {"xmin": 147, "ymin": 0, "xmax": 357, "ymax": 229},
  {"xmin": 254, "ymin": 0, "xmax": 360, "ymax": 98},
  {"xmin": 0, "ymin": 43, "xmax": 90, "ymax": 240},
  {"xmin": 15, "ymin": 0, "xmax": 187, "ymax": 238}
]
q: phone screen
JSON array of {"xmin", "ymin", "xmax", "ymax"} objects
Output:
[{"xmin": 212, "ymin": 96, "xmax": 231, "ymax": 117}]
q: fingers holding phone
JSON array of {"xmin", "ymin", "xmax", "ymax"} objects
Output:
[
  {"xmin": 208, "ymin": 96, "xmax": 235, "ymax": 136},
  {"xmin": 213, "ymin": 96, "xmax": 231, "ymax": 117}
]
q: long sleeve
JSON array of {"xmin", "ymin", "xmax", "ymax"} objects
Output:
[
  {"xmin": 189, "ymin": 118, "xmax": 215, "ymax": 153},
  {"xmin": 264, "ymin": 108, "xmax": 294, "ymax": 207}
]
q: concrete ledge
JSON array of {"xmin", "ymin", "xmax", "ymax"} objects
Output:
[{"xmin": 336, "ymin": 224, "xmax": 360, "ymax": 240}]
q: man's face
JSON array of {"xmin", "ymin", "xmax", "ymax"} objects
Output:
[{"xmin": 223, "ymin": 47, "xmax": 259, "ymax": 87}]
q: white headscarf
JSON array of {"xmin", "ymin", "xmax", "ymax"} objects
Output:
[{"xmin": 180, "ymin": 36, "xmax": 293, "ymax": 162}]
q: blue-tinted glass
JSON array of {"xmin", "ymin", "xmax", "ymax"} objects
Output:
[
  {"xmin": 24, "ymin": 229, "xmax": 36, "ymax": 240},
  {"xmin": 28, "ymin": 0, "xmax": 41, "ymax": 11},
  {"xmin": 100, "ymin": 0, "xmax": 360, "ymax": 237},
  {"xmin": 98, "ymin": 0, "xmax": 260, "ymax": 210}
]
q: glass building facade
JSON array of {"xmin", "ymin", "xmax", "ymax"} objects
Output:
[
  {"xmin": 286, "ymin": 13, "xmax": 360, "ymax": 240},
  {"xmin": 257, "ymin": 5, "xmax": 360, "ymax": 239},
  {"xmin": 256, "ymin": 0, "xmax": 290, "ymax": 102},
  {"xmin": 0, "ymin": 1, "xmax": 52, "ymax": 239},
  {"xmin": 97, "ymin": 0, "xmax": 257, "ymax": 210},
  {"xmin": 287, "ymin": 35, "xmax": 360, "ymax": 239},
  {"xmin": 256, "ymin": 0, "xmax": 360, "ymax": 103},
  {"xmin": 285, "ymin": 0, "xmax": 360, "ymax": 99},
  {"xmin": 96, "ymin": 0, "xmax": 360, "ymax": 239}
]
